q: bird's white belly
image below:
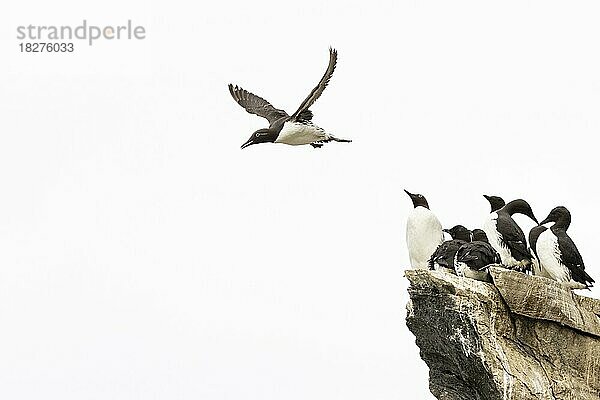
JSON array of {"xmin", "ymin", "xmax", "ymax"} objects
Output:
[
  {"xmin": 536, "ymin": 230, "xmax": 570, "ymax": 282},
  {"xmin": 531, "ymin": 252, "xmax": 552, "ymax": 278},
  {"xmin": 275, "ymin": 122, "xmax": 327, "ymax": 145},
  {"xmin": 406, "ymin": 207, "xmax": 444, "ymax": 269},
  {"xmin": 483, "ymin": 215, "xmax": 516, "ymax": 266}
]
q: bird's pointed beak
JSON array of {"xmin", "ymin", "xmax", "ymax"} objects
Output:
[
  {"xmin": 529, "ymin": 213, "xmax": 539, "ymax": 224},
  {"xmin": 483, "ymin": 195, "xmax": 490, "ymax": 200},
  {"xmin": 241, "ymin": 139, "xmax": 253, "ymax": 149},
  {"xmin": 404, "ymin": 189, "xmax": 413, "ymax": 197},
  {"xmin": 539, "ymin": 217, "xmax": 551, "ymax": 225}
]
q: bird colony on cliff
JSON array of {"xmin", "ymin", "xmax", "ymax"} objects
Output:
[{"xmin": 405, "ymin": 191, "xmax": 595, "ymax": 290}]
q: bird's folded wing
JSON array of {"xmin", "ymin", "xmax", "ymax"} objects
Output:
[
  {"xmin": 228, "ymin": 84, "xmax": 288, "ymax": 124},
  {"xmin": 291, "ymin": 48, "xmax": 338, "ymax": 121},
  {"xmin": 497, "ymin": 219, "xmax": 530, "ymax": 259},
  {"xmin": 558, "ymin": 234, "xmax": 594, "ymax": 284},
  {"xmin": 505, "ymin": 239, "xmax": 530, "ymax": 260}
]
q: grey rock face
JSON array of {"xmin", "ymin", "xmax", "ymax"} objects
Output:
[{"xmin": 405, "ymin": 268, "xmax": 600, "ymax": 400}]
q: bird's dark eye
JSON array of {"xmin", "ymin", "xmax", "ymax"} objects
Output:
[{"xmin": 255, "ymin": 133, "xmax": 261, "ymax": 137}]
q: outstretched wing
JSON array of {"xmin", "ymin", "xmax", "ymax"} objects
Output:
[
  {"xmin": 291, "ymin": 48, "xmax": 338, "ymax": 121},
  {"xmin": 228, "ymin": 84, "xmax": 288, "ymax": 125}
]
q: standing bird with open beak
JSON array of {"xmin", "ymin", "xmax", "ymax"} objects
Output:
[
  {"xmin": 229, "ymin": 48, "xmax": 352, "ymax": 149},
  {"xmin": 405, "ymin": 190, "xmax": 444, "ymax": 269}
]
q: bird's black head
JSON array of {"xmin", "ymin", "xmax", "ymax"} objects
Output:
[
  {"xmin": 443, "ymin": 225, "xmax": 471, "ymax": 242},
  {"xmin": 404, "ymin": 189, "xmax": 429, "ymax": 209},
  {"xmin": 504, "ymin": 199, "xmax": 539, "ymax": 224},
  {"xmin": 540, "ymin": 206, "xmax": 571, "ymax": 229},
  {"xmin": 483, "ymin": 195, "xmax": 506, "ymax": 212},
  {"xmin": 471, "ymin": 229, "xmax": 489, "ymax": 243},
  {"xmin": 241, "ymin": 129, "xmax": 277, "ymax": 149}
]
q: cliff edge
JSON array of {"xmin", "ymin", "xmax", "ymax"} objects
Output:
[{"xmin": 405, "ymin": 268, "xmax": 600, "ymax": 400}]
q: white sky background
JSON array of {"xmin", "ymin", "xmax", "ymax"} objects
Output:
[{"xmin": 1, "ymin": 1, "xmax": 600, "ymax": 399}]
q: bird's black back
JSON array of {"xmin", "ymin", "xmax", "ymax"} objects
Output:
[
  {"xmin": 429, "ymin": 239, "xmax": 468, "ymax": 270},
  {"xmin": 456, "ymin": 241, "xmax": 501, "ymax": 270}
]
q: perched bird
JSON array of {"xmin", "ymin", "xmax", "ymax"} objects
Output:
[
  {"xmin": 454, "ymin": 229, "xmax": 501, "ymax": 282},
  {"xmin": 428, "ymin": 225, "xmax": 472, "ymax": 273},
  {"xmin": 483, "ymin": 199, "xmax": 538, "ymax": 271},
  {"xmin": 444, "ymin": 225, "xmax": 473, "ymax": 242},
  {"xmin": 528, "ymin": 224, "xmax": 550, "ymax": 278},
  {"xmin": 534, "ymin": 206, "xmax": 594, "ymax": 289},
  {"xmin": 483, "ymin": 195, "xmax": 506, "ymax": 213},
  {"xmin": 405, "ymin": 190, "xmax": 444, "ymax": 269},
  {"xmin": 229, "ymin": 48, "xmax": 352, "ymax": 149}
]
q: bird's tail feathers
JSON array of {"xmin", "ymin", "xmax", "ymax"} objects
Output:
[{"xmin": 330, "ymin": 135, "xmax": 352, "ymax": 143}]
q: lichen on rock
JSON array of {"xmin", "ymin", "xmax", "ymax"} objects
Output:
[{"xmin": 405, "ymin": 268, "xmax": 600, "ymax": 400}]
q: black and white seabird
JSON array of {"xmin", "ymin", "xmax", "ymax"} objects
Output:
[
  {"xmin": 405, "ymin": 190, "xmax": 444, "ymax": 270},
  {"xmin": 528, "ymin": 224, "xmax": 550, "ymax": 278},
  {"xmin": 444, "ymin": 225, "xmax": 472, "ymax": 242},
  {"xmin": 483, "ymin": 195, "xmax": 506, "ymax": 213},
  {"xmin": 229, "ymin": 48, "xmax": 352, "ymax": 149},
  {"xmin": 428, "ymin": 225, "xmax": 472, "ymax": 273},
  {"xmin": 454, "ymin": 229, "xmax": 501, "ymax": 282},
  {"xmin": 534, "ymin": 206, "xmax": 594, "ymax": 289},
  {"xmin": 482, "ymin": 199, "xmax": 538, "ymax": 271}
]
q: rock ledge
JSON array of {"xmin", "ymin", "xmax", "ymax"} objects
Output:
[{"xmin": 405, "ymin": 268, "xmax": 600, "ymax": 400}]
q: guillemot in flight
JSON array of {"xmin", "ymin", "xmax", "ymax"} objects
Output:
[
  {"xmin": 482, "ymin": 199, "xmax": 538, "ymax": 271},
  {"xmin": 428, "ymin": 225, "xmax": 472, "ymax": 273},
  {"xmin": 534, "ymin": 206, "xmax": 594, "ymax": 289},
  {"xmin": 229, "ymin": 48, "xmax": 352, "ymax": 149},
  {"xmin": 405, "ymin": 190, "xmax": 444, "ymax": 269},
  {"xmin": 483, "ymin": 195, "xmax": 505, "ymax": 213},
  {"xmin": 454, "ymin": 229, "xmax": 501, "ymax": 282}
]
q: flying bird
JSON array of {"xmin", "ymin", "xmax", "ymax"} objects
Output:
[
  {"xmin": 229, "ymin": 48, "xmax": 351, "ymax": 149},
  {"xmin": 534, "ymin": 206, "xmax": 594, "ymax": 289},
  {"xmin": 405, "ymin": 190, "xmax": 444, "ymax": 269}
]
